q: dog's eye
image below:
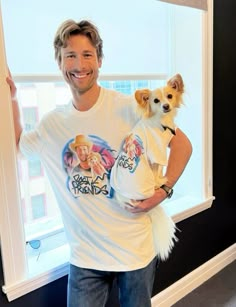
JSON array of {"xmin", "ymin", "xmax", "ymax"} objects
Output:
[
  {"xmin": 154, "ymin": 98, "xmax": 160, "ymax": 103},
  {"xmin": 167, "ymin": 94, "xmax": 172, "ymax": 99}
]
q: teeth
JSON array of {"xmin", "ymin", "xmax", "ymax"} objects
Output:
[{"xmin": 72, "ymin": 73, "xmax": 87, "ymax": 78}]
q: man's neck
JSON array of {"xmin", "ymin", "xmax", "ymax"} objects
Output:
[{"xmin": 72, "ymin": 85, "xmax": 101, "ymax": 111}]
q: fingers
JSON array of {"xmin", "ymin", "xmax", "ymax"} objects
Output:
[
  {"xmin": 124, "ymin": 200, "xmax": 147, "ymax": 213},
  {"xmin": 125, "ymin": 206, "xmax": 147, "ymax": 214},
  {"xmin": 123, "ymin": 197, "xmax": 159, "ymax": 213},
  {"xmin": 6, "ymin": 76, "xmax": 16, "ymax": 89},
  {"xmin": 6, "ymin": 75, "xmax": 12, "ymax": 85},
  {"xmin": 5, "ymin": 75, "xmax": 17, "ymax": 100},
  {"xmin": 6, "ymin": 66, "xmax": 14, "ymax": 85}
]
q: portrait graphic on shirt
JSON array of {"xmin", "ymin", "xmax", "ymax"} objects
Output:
[
  {"xmin": 110, "ymin": 128, "xmax": 171, "ymax": 200},
  {"xmin": 62, "ymin": 134, "xmax": 115, "ymax": 198},
  {"xmin": 116, "ymin": 133, "xmax": 144, "ymax": 173}
]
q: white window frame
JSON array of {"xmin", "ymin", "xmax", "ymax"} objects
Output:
[{"xmin": 0, "ymin": 0, "xmax": 214, "ymax": 301}]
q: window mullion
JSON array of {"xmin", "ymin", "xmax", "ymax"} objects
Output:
[{"xmin": 0, "ymin": 5, "xmax": 28, "ymax": 292}]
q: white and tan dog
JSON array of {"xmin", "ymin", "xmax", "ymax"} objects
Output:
[
  {"xmin": 111, "ymin": 74, "xmax": 184, "ymax": 261},
  {"xmin": 135, "ymin": 73, "xmax": 184, "ymax": 135}
]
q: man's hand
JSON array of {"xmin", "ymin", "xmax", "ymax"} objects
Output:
[
  {"xmin": 6, "ymin": 69, "xmax": 17, "ymax": 101},
  {"xmin": 124, "ymin": 188, "xmax": 167, "ymax": 213},
  {"xmin": 5, "ymin": 70, "xmax": 23, "ymax": 146}
]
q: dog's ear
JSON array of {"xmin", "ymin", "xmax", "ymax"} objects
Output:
[
  {"xmin": 135, "ymin": 89, "xmax": 150, "ymax": 108},
  {"xmin": 167, "ymin": 74, "xmax": 184, "ymax": 93},
  {"xmin": 135, "ymin": 89, "xmax": 152, "ymax": 118}
]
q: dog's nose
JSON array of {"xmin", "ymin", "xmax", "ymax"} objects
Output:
[{"xmin": 163, "ymin": 104, "xmax": 170, "ymax": 112}]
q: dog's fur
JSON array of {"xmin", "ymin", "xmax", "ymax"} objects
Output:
[
  {"xmin": 134, "ymin": 73, "xmax": 184, "ymax": 189},
  {"xmin": 111, "ymin": 74, "xmax": 184, "ymax": 261},
  {"xmin": 135, "ymin": 73, "xmax": 184, "ymax": 136}
]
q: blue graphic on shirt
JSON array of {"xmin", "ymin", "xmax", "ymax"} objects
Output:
[
  {"xmin": 62, "ymin": 134, "xmax": 115, "ymax": 198},
  {"xmin": 116, "ymin": 133, "xmax": 144, "ymax": 173}
]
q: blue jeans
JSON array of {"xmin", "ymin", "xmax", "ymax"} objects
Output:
[{"xmin": 67, "ymin": 257, "xmax": 159, "ymax": 307}]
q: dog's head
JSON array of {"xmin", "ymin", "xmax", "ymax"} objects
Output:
[
  {"xmin": 87, "ymin": 152, "xmax": 102, "ymax": 166},
  {"xmin": 134, "ymin": 74, "xmax": 184, "ymax": 119}
]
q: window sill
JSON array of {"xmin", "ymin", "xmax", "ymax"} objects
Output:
[
  {"xmin": 2, "ymin": 196, "xmax": 215, "ymax": 302},
  {"xmin": 2, "ymin": 245, "xmax": 70, "ymax": 302},
  {"xmin": 164, "ymin": 195, "xmax": 215, "ymax": 223}
]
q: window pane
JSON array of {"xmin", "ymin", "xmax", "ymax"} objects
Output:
[
  {"xmin": 31, "ymin": 194, "xmax": 45, "ymax": 219},
  {"xmin": 28, "ymin": 159, "xmax": 42, "ymax": 178},
  {"xmin": 22, "ymin": 106, "xmax": 38, "ymax": 131},
  {"xmin": 17, "ymin": 83, "xmax": 68, "ymax": 254},
  {"xmin": 1, "ymin": 0, "xmax": 169, "ymax": 74}
]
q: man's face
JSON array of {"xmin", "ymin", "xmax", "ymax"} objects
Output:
[
  {"xmin": 75, "ymin": 145, "xmax": 90, "ymax": 162},
  {"xmin": 59, "ymin": 35, "xmax": 102, "ymax": 94}
]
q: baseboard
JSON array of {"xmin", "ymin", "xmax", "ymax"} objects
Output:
[{"xmin": 151, "ymin": 243, "xmax": 236, "ymax": 307}]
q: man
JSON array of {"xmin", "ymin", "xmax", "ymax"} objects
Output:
[{"xmin": 7, "ymin": 19, "xmax": 192, "ymax": 307}]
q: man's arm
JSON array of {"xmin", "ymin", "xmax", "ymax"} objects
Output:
[
  {"xmin": 164, "ymin": 128, "xmax": 193, "ymax": 188},
  {"xmin": 125, "ymin": 128, "xmax": 193, "ymax": 213},
  {"xmin": 6, "ymin": 74, "xmax": 23, "ymax": 147}
]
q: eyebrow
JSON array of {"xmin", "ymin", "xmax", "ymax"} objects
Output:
[{"xmin": 64, "ymin": 50, "xmax": 94, "ymax": 55}]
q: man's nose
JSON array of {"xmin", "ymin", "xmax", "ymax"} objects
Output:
[{"xmin": 75, "ymin": 56, "xmax": 85, "ymax": 67}]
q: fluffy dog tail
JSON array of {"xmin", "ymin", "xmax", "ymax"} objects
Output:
[{"xmin": 149, "ymin": 205, "xmax": 179, "ymax": 261}]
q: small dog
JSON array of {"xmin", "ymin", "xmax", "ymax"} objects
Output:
[
  {"xmin": 87, "ymin": 151, "xmax": 108, "ymax": 179},
  {"xmin": 110, "ymin": 73, "xmax": 184, "ymax": 261},
  {"xmin": 135, "ymin": 73, "xmax": 184, "ymax": 136}
]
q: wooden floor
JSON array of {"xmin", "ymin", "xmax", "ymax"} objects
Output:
[{"xmin": 172, "ymin": 260, "xmax": 236, "ymax": 307}]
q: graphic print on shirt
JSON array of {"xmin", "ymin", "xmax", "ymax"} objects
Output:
[
  {"xmin": 116, "ymin": 133, "xmax": 144, "ymax": 173},
  {"xmin": 62, "ymin": 134, "xmax": 116, "ymax": 198}
]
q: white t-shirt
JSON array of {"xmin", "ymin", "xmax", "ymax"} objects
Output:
[
  {"xmin": 19, "ymin": 87, "xmax": 168, "ymax": 271},
  {"xmin": 110, "ymin": 120, "xmax": 173, "ymax": 200}
]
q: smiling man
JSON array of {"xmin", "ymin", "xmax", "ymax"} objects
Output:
[{"xmin": 7, "ymin": 19, "xmax": 192, "ymax": 307}]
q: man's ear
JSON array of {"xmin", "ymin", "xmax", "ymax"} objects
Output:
[{"xmin": 98, "ymin": 58, "xmax": 102, "ymax": 68}]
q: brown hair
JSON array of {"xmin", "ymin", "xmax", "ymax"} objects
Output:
[{"xmin": 53, "ymin": 19, "xmax": 104, "ymax": 65}]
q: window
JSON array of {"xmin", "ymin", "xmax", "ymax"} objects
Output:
[
  {"xmin": 31, "ymin": 194, "xmax": 46, "ymax": 220},
  {"xmin": 0, "ymin": 0, "xmax": 214, "ymax": 301},
  {"xmin": 28, "ymin": 159, "xmax": 43, "ymax": 178},
  {"xmin": 22, "ymin": 106, "xmax": 38, "ymax": 131}
]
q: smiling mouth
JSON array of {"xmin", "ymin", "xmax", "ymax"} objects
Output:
[{"xmin": 70, "ymin": 72, "xmax": 90, "ymax": 79}]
